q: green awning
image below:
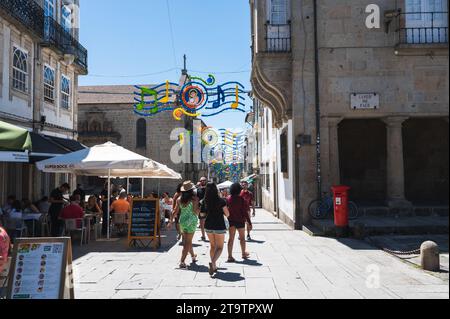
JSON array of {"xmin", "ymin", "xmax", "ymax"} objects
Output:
[{"xmin": 0, "ymin": 121, "xmax": 32, "ymax": 151}]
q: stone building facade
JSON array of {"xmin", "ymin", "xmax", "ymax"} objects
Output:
[
  {"xmin": 78, "ymin": 83, "xmax": 208, "ymax": 196},
  {"xmin": 0, "ymin": 0, "xmax": 87, "ymax": 203},
  {"xmin": 249, "ymin": 0, "xmax": 449, "ymax": 229}
]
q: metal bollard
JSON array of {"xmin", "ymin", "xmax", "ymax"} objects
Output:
[{"xmin": 420, "ymin": 241, "xmax": 440, "ymax": 272}]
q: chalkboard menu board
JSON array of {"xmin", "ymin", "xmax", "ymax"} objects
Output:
[
  {"xmin": 7, "ymin": 238, "xmax": 74, "ymax": 299},
  {"xmin": 128, "ymin": 199, "xmax": 160, "ymax": 248}
]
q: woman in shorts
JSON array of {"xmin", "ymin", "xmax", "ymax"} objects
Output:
[
  {"xmin": 203, "ymin": 183, "xmax": 230, "ymax": 276},
  {"xmin": 226, "ymin": 183, "xmax": 252, "ymax": 262},
  {"xmin": 171, "ymin": 181, "xmax": 199, "ymax": 269}
]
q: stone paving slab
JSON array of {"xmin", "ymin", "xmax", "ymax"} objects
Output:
[{"xmin": 72, "ymin": 209, "xmax": 449, "ymax": 299}]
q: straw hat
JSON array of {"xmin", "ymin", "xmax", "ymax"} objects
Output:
[{"xmin": 181, "ymin": 181, "xmax": 196, "ymax": 192}]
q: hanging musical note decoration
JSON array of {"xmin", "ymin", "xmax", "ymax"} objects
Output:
[{"xmin": 132, "ymin": 74, "xmax": 247, "ymax": 120}]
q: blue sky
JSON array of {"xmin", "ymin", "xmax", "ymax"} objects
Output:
[{"xmin": 79, "ymin": 0, "xmax": 252, "ymax": 131}]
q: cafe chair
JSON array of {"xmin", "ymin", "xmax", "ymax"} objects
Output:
[
  {"xmin": 40, "ymin": 214, "xmax": 50, "ymax": 237},
  {"xmin": 64, "ymin": 219, "xmax": 87, "ymax": 246},
  {"xmin": 93, "ymin": 214, "xmax": 102, "ymax": 241},
  {"xmin": 112, "ymin": 214, "xmax": 128, "ymax": 237},
  {"xmin": 14, "ymin": 219, "xmax": 28, "ymax": 238}
]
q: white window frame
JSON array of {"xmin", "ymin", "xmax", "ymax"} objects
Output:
[
  {"xmin": 43, "ymin": 65, "xmax": 55, "ymax": 104},
  {"xmin": 268, "ymin": 0, "xmax": 289, "ymax": 25},
  {"xmin": 12, "ymin": 46, "xmax": 28, "ymax": 94},
  {"xmin": 60, "ymin": 74, "xmax": 71, "ymax": 109},
  {"xmin": 61, "ymin": 4, "xmax": 72, "ymax": 32},
  {"xmin": 405, "ymin": 0, "xmax": 448, "ymax": 43},
  {"xmin": 44, "ymin": 0, "xmax": 55, "ymax": 18}
]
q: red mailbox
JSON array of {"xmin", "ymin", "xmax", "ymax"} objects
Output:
[{"xmin": 331, "ymin": 185, "xmax": 351, "ymax": 227}]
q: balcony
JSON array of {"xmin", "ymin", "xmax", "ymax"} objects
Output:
[
  {"xmin": 265, "ymin": 22, "xmax": 291, "ymax": 53},
  {"xmin": 0, "ymin": 0, "xmax": 45, "ymax": 38},
  {"xmin": 43, "ymin": 17, "xmax": 88, "ymax": 73},
  {"xmin": 0, "ymin": 0, "xmax": 88, "ymax": 73},
  {"xmin": 397, "ymin": 11, "xmax": 448, "ymax": 45}
]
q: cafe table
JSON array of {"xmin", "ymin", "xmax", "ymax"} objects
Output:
[
  {"xmin": 83, "ymin": 214, "xmax": 96, "ymax": 244},
  {"xmin": 22, "ymin": 213, "xmax": 42, "ymax": 237},
  {"xmin": 84, "ymin": 213, "xmax": 102, "ymax": 242}
]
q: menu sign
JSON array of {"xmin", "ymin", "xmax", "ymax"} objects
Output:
[
  {"xmin": 7, "ymin": 238, "xmax": 73, "ymax": 299},
  {"xmin": 128, "ymin": 199, "xmax": 160, "ymax": 248}
]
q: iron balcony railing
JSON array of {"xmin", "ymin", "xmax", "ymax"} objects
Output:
[
  {"xmin": 0, "ymin": 0, "xmax": 45, "ymax": 38},
  {"xmin": 397, "ymin": 11, "xmax": 448, "ymax": 45},
  {"xmin": 0, "ymin": 0, "xmax": 88, "ymax": 71},
  {"xmin": 43, "ymin": 17, "xmax": 88, "ymax": 71},
  {"xmin": 265, "ymin": 22, "xmax": 291, "ymax": 53}
]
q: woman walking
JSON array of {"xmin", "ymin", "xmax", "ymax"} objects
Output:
[
  {"xmin": 203, "ymin": 183, "xmax": 230, "ymax": 276},
  {"xmin": 171, "ymin": 181, "xmax": 199, "ymax": 269},
  {"xmin": 227, "ymin": 183, "xmax": 252, "ymax": 262},
  {"xmin": 172, "ymin": 183, "xmax": 183, "ymax": 241}
]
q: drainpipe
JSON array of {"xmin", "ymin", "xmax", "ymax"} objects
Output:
[{"xmin": 313, "ymin": 0, "xmax": 322, "ymax": 199}]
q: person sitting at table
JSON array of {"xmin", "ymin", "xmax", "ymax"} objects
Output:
[
  {"xmin": 5, "ymin": 201, "xmax": 24, "ymax": 240},
  {"xmin": 59, "ymin": 195, "xmax": 85, "ymax": 223},
  {"xmin": 73, "ymin": 184, "xmax": 86, "ymax": 207},
  {"xmin": 110, "ymin": 193, "xmax": 130, "ymax": 216},
  {"xmin": 127, "ymin": 194, "xmax": 133, "ymax": 204},
  {"xmin": 86, "ymin": 196, "xmax": 102, "ymax": 224},
  {"xmin": 37, "ymin": 196, "xmax": 50, "ymax": 215},
  {"xmin": 22, "ymin": 199, "xmax": 40, "ymax": 215},
  {"xmin": 2, "ymin": 195, "xmax": 15, "ymax": 219},
  {"xmin": 110, "ymin": 193, "xmax": 130, "ymax": 235}
]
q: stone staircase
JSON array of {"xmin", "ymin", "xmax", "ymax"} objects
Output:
[{"xmin": 307, "ymin": 205, "xmax": 449, "ymax": 238}]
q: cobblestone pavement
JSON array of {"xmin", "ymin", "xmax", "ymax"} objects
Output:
[{"xmin": 73, "ymin": 209, "xmax": 449, "ymax": 299}]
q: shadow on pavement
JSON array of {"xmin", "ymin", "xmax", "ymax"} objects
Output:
[
  {"xmin": 72, "ymin": 228, "xmax": 180, "ymax": 260},
  {"xmin": 214, "ymin": 271, "xmax": 245, "ymax": 282},
  {"xmin": 234, "ymin": 259, "xmax": 263, "ymax": 267}
]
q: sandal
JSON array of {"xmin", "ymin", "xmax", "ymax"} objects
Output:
[
  {"xmin": 208, "ymin": 263, "xmax": 214, "ymax": 276},
  {"xmin": 227, "ymin": 257, "xmax": 236, "ymax": 263},
  {"xmin": 242, "ymin": 252, "xmax": 250, "ymax": 260},
  {"xmin": 179, "ymin": 262, "xmax": 187, "ymax": 269},
  {"xmin": 191, "ymin": 254, "xmax": 198, "ymax": 263}
]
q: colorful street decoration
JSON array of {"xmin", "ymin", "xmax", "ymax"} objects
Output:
[
  {"xmin": 133, "ymin": 74, "xmax": 247, "ymax": 121},
  {"xmin": 211, "ymin": 162, "xmax": 244, "ymax": 183}
]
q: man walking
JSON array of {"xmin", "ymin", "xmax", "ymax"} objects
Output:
[
  {"xmin": 196, "ymin": 176, "xmax": 208, "ymax": 241},
  {"xmin": 240, "ymin": 181, "xmax": 255, "ymax": 241}
]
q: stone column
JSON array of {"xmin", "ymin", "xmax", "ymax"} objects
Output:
[
  {"xmin": 383, "ymin": 117, "xmax": 412, "ymax": 208},
  {"xmin": 328, "ymin": 118, "xmax": 343, "ymax": 188}
]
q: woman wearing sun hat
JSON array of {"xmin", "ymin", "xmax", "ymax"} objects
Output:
[{"xmin": 171, "ymin": 181, "xmax": 200, "ymax": 269}]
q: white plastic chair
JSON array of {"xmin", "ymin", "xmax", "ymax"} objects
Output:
[
  {"xmin": 14, "ymin": 219, "xmax": 27, "ymax": 238},
  {"xmin": 40, "ymin": 214, "xmax": 50, "ymax": 237},
  {"xmin": 64, "ymin": 219, "xmax": 86, "ymax": 246},
  {"xmin": 112, "ymin": 214, "xmax": 128, "ymax": 236}
]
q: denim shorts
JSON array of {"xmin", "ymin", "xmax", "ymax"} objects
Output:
[{"xmin": 205, "ymin": 229, "xmax": 227, "ymax": 235}]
